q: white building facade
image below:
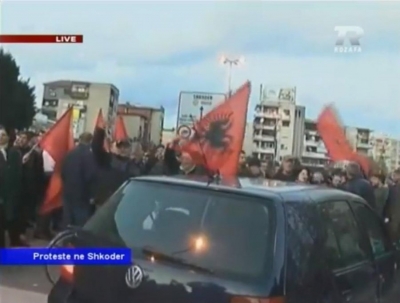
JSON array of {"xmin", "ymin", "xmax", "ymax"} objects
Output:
[
  {"xmin": 370, "ymin": 133, "xmax": 400, "ymax": 172},
  {"xmin": 301, "ymin": 119, "xmax": 331, "ymax": 168},
  {"xmin": 252, "ymin": 86, "xmax": 305, "ymax": 162}
]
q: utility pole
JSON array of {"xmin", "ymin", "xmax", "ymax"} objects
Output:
[{"xmin": 220, "ymin": 56, "xmax": 245, "ymax": 98}]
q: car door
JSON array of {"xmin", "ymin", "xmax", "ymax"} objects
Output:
[
  {"xmin": 350, "ymin": 201, "xmax": 399, "ymax": 303},
  {"xmin": 318, "ymin": 200, "xmax": 379, "ymax": 303}
]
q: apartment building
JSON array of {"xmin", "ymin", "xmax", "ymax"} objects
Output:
[
  {"xmin": 118, "ymin": 103, "xmax": 164, "ymax": 145},
  {"xmin": 300, "ymin": 122, "xmax": 373, "ymax": 168},
  {"xmin": 370, "ymin": 133, "xmax": 400, "ymax": 172},
  {"xmin": 301, "ymin": 119, "xmax": 331, "ymax": 168},
  {"xmin": 41, "ymin": 80, "xmax": 119, "ymax": 138},
  {"xmin": 252, "ymin": 86, "xmax": 305, "ymax": 162}
]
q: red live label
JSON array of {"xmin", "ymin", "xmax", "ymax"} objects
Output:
[
  {"xmin": 0, "ymin": 34, "xmax": 83, "ymax": 43},
  {"xmin": 55, "ymin": 35, "xmax": 83, "ymax": 43}
]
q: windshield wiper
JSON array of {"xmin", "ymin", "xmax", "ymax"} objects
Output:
[{"xmin": 142, "ymin": 247, "xmax": 214, "ymax": 275}]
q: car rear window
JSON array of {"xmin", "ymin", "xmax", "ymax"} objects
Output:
[{"xmin": 83, "ymin": 180, "xmax": 276, "ymax": 280}]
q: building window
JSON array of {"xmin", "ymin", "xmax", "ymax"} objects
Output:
[
  {"xmin": 49, "ymin": 88, "xmax": 56, "ymax": 97},
  {"xmin": 72, "ymin": 85, "xmax": 87, "ymax": 93},
  {"xmin": 282, "ymin": 121, "xmax": 290, "ymax": 127}
]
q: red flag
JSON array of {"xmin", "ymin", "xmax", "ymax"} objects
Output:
[
  {"xmin": 94, "ymin": 108, "xmax": 105, "ymax": 129},
  {"xmin": 39, "ymin": 108, "xmax": 74, "ymax": 214},
  {"xmin": 180, "ymin": 81, "xmax": 251, "ymax": 176},
  {"xmin": 316, "ymin": 105, "xmax": 370, "ymax": 176},
  {"xmin": 94, "ymin": 109, "xmax": 110, "ymax": 151},
  {"xmin": 113, "ymin": 115, "xmax": 128, "ymax": 141},
  {"xmin": 316, "ymin": 105, "xmax": 354, "ymax": 161}
]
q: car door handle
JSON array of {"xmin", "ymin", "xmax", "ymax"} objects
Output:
[{"xmin": 341, "ymin": 289, "xmax": 352, "ymax": 302}]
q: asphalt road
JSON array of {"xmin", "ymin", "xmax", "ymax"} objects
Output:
[{"xmin": 0, "ymin": 239, "xmax": 54, "ymax": 303}]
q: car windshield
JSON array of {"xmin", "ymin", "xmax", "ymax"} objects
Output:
[{"xmin": 83, "ymin": 180, "xmax": 276, "ymax": 280}]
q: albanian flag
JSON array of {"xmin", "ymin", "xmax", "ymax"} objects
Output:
[{"xmin": 180, "ymin": 81, "xmax": 251, "ymax": 176}]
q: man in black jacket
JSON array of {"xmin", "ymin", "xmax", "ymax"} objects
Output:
[
  {"xmin": 342, "ymin": 162, "xmax": 376, "ymax": 209},
  {"xmin": 0, "ymin": 127, "xmax": 23, "ymax": 247},
  {"xmin": 386, "ymin": 168, "xmax": 400, "ymax": 243},
  {"xmin": 273, "ymin": 155, "xmax": 297, "ymax": 182},
  {"xmin": 61, "ymin": 132, "xmax": 97, "ymax": 227},
  {"xmin": 92, "ymin": 127, "xmax": 142, "ymax": 205},
  {"xmin": 18, "ymin": 131, "xmax": 45, "ymax": 232}
]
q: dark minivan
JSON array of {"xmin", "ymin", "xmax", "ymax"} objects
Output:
[{"xmin": 48, "ymin": 176, "xmax": 400, "ymax": 303}]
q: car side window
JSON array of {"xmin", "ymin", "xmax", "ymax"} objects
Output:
[
  {"xmin": 351, "ymin": 202, "xmax": 392, "ymax": 258},
  {"xmin": 319, "ymin": 201, "xmax": 368, "ymax": 269}
]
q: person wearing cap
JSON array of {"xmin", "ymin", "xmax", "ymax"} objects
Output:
[
  {"xmin": 61, "ymin": 132, "xmax": 97, "ymax": 227},
  {"xmin": 92, "ymin": 125, "xmax": 142, "ymax": 205},
  {"xmin": 273, "ymin": 155, "xmax": 297, "ymax": 182}
]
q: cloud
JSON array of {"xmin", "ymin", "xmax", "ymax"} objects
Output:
[{"xmin": 1, "ymin": 1, "xmax": 399, "ymax": 136}]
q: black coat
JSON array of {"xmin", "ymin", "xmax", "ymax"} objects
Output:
[
  {"xmin": 274, "ymin": 170, "xmax": 297, "ymax": 182},
  {"xmin": 342, "ymin": 177, "xmax": 376, "ymax": 209},
  {"xmin": 20, "ymin": 147, "xmax": 45, "ymax": 201},
  {"xmin": 60, "ymin": 144, "xmax": 97, "ymax": 206},
  {"xmin": 0, "ymin": 147, "xmax": 22, "ymax": 221},
  {"xmin": 385, "ymin": 183, "xmax": 400, "ymax": 241},
  {"xmin": 92, "ymin": 128, "xmax": 142, "ymax": 204}
]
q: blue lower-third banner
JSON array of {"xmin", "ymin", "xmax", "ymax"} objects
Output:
[{"xmin": 0, "ymin": 248, "xmax": 132, "ymax": 265}]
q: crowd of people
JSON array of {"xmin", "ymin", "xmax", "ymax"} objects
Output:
[{"xmin": 0, "ymin": 124, "xmax": 399, "ymax": 248}]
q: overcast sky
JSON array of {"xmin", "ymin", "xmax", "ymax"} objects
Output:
[{"xmin": 1, "ymin": 1, "xmax": 400, "ymax": 136}]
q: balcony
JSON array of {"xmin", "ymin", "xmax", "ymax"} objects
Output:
[
  {"xmin": 305, "ymin": 129, "xmax": 318, "ymax": 136},
  {"xmin": 254, "ymin": 124, "xmax": 276, "ymax": 130},
  {"xmin": 254, "ymin": 111, "xmax": 280, "ymax": 119},
  {"xmin": 356, "ymin": 141, "xmax": 371, "ymax": 149},
  {"xmin": 302, "ymin": 151, "xmax": 329, "ymax": 159},
  {"xmin": 304, "ymin": 140, "xmax": 318, "ymax": 147},
  {"xmin": 253, "ymin": 134, "xmax": 275, "ymax": 142},
  {"xmin": 254, "ymin": 146, "xmax": 275, "ymax": 154}
]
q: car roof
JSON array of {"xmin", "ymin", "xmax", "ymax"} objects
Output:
[{"xmin": 132, "ymin": 175, "xmax": 366, "ymax": 204}]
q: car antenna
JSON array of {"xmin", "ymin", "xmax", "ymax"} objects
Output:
[{"xmin": 189, "ymin": 114, "xmax": 220, "ymax": 185}]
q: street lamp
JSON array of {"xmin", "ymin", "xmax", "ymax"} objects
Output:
[{"xmin": 220, "ymin": 55, "xmax": 245, "ymax": 97}]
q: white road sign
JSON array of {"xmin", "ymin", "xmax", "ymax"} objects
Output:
[{"xmin": 176, "ymin": 91, "xmax": 226, "ymax": 128}]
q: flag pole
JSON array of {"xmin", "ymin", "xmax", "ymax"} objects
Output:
[{"xmin": 23, "ymin": 107, "xmax": 73, "ymax": 162}]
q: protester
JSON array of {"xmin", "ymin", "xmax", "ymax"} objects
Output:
[
  {"xmin": 330, "ymin": 168, "xmax": 345, "ymax": 188},
  {"xmin": 130, "ymin": 142, "xmax": 146, "ymax": 174},
  {"xmin": 312, "ymin": 171, "xmax": 326, "ymax": 185},
  {"xmin": 342, "ymin": 162, "xmax": 376, "ymax": 209},
  {"xmin": 237, "ymin": 150, "xmax": 249, "ymax": 176},
  {"xmin": 92, "ymin": 126, "xmax": 142, "ymax": 205},
  {"xmin": 0, "ymin": 127, "xmax": 24, "ymax": 247},
  {"xmin": 274, "ymin": 155, "xmax": 296, "ymax": 181},
  {"xmin": 61, "ymin": 132, "xmax": 97, "ymax": 227},
  {"xmin": 34, "ymin": 141, "xmax": 57, "ymax": 239},
  {"xmin": 178, "ymin": 152, "xmax": 206, "ymax": 175},
  {"xmin": 369, "ymin": 172, "xmax": 389, "ymax": 217},
  {"xmin": 150, "ymin": 144, "xmax": 174, "ymax": 175},
  {"xmin": 386, "ymin": 168, "xmax": 400, "ymax": 243},
  {"xmin": 296, "ymin": 167, "xmax": 311, "ymax": 184},
  {"xmin": 245, "ymin": 157, "xmax": 264, "ymax": 178},
  {"xmin": 18, "ymin": 131, "xmax": 45, "ymax": 238}
]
